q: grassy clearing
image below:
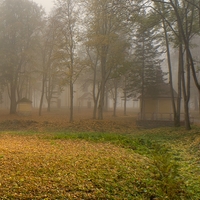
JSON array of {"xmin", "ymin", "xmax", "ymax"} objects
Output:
[{"xmin": 0, "ymin": 127, "xmax": 199, "ymax": 199}]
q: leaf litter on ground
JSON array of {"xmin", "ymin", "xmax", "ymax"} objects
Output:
[{"xmin": 0, "ymin": 134, "xmax": 151, "ymax": 199}]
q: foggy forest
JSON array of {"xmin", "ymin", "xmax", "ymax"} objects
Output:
[
  {"xmin": 0, "ymin": 0, "xmax": 200, "ymax": 128},
  {"xmin": 0, "ymin": 0, "xmax": 200, "ymax": 199}
]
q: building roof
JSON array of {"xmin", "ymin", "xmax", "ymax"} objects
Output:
[
  {"xmin": 78, "ymin": 92, "xmax": 93, "ymax": 100},
  {"xmin": 17, "ymin": 97, "xmax": 32, "ymax": 104},
  {"xmin": 139, "ymin": 83, "xmax": 178, "ymax": 99}
]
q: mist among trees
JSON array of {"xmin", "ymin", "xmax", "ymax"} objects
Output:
[{"xmin": 0, "ymin": 0, "xmax": 200, "ymax": 130}]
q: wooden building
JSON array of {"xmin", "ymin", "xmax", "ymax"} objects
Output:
[
  {"xmin": 138, "ymin": 83, "xmax": 178, "ymax": 123},
  {"xmin": 78, "ymin": 92, "xmax": 93, "ymax": 109},
  {"xmin": 17, "ymin": 97, "xmax": 32, "ymax": 116}
]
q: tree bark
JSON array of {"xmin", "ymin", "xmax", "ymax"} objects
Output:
[
  {"xmin": 69, "ymin": 79, "xmax": 73, "ymax": 122},
  {"xmin": 123, "ymin": 76, "xmax": 127, "ymax": 116},
  {"xmin": 113, "ymin": 84, "xmax": 118, "ymax": 117},
  {"xmin": 39, "ymin": 73, "xmax": 46, "ymax": 116},
  {"xmin": 98, "ymin": 45, "xmax": 108, "ymax": 120},
  {"xmin": 10, "ymin": 84, "xmax": 17, "ymax": 114},
  {"xmin": 181, "ymin": 54, "xmax": 191, "ymax": 130},
  {"xmin": 98, "ymin": 82, "xmax": 105, "ymax": 120},
  {"xmin": 162, "ymin": 18, "xmax": 180, "ymax": 126}
]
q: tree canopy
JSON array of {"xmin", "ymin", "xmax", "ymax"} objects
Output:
[{"xmin": 0, "ymin": 0, "xmax": 199, "ymax": 129}]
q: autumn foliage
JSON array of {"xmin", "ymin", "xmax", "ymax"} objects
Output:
[{"xmin": 0, "ymin": 109, "xmax": 199, "ymax": 199}]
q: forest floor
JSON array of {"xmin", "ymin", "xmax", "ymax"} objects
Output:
[
  {"xmin": 0, "ymin": 108, "xmax": 200, "ymax": 199},
  {"xmin": 0, "ymin": 107, "xmax": 200, "ymax": 132},
  {"xmin": 0, "ymin": 108, "xmax": 138, "ymax": 133}
]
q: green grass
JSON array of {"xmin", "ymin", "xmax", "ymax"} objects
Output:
[{"xmin": 0, "ymin": 127, "xmax": 199, "ymax": 199}]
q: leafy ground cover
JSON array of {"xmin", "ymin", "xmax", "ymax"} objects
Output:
[
  {"xmin": 0, "ymin": 134, "xmax": 155, "ymax": 199},
  {"xmin": 0, "ymin": 109, "xmax": 199, "ymax": 199}
]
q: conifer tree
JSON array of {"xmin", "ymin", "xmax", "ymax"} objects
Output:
[{"xmin": 126, "ymin": 14, "xmax": 165, "ymax": 118}]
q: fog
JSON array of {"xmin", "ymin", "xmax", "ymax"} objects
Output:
[
  {"xmin": 0, "ymin": 0, "xmax": 199, "ymax": 128},
  {"xmin": 32, "ymin": 0, "xmax": 54, "ymax": 13}
]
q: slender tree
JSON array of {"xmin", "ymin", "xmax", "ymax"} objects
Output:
[
  {"xmin": 152, "ymin": 0, "xmax": 200, "ymax": 129},
  {"xmin": 38, "ymin": 14, "xmax": 60, "ymax": 116},
  {"xmin": 53, "ymin": 0, "xmax": 80, "ymax": 122},
  {"xmin": 152, "ymin": 1, "xmax": 182, "ymax": 126},
  {"xmin": 84, "ymin": 0, "xmax": 129, "ymax": 119},
  {"xmin": 84, "ymin": 45, "xmax": 101, "ymax": 119}
]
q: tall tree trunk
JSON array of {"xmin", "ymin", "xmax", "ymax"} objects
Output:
[
  {"xmin": 104, "ymin": 87, "xmax": 108, "ymax": 112},
  {"xmin": 69, "ymin": 36, "xmax": 74, "ymax": 122},
  {"xmin": 10, "ymin": 84, "xmax": 17, "ymax": 114},
  {"xmin": 39, "ymin": 73, "xmax": 46, "ymax": 116},
  {"xmin": 170, "ymin": 0, "xmax": 196, "ymax": 129},
  {"xmin": 98, "ymin": 82, "xmax": 105, "ymax": 120},
  {"xmin": 199, "ymin": 90, "xmax": 200, "ymax": 114},
  {"xmin": 98, "ymin": 46, "xmax": 107, "ymax": 120},
  {"xmin": 86, "ymin": 47, "xmax": 100, "ymax": 119},
  {"xmin": 175, "ymin": 46, "xmax": 182, "ymax": 127},
  {"xmin": 93, "ymin": 100, "xmax": 98, "ymax": 119},
  {"xmin": 162, "ymin": 18, "xmax": 179, "ymax": 126},
  {"xmin": 113, "ymin": 85, "xmax": 117, "ymax": 117},
  {"xmin": 124, "ymin": 89, "xmax": 127, "ymax": 116},
  {"xmin": 92, "ymin": 62, "xmax": 98, "ymax": 119},
  {"xmin": 69, "ymin": 79, "xmax": 73, "ymax": 122},
  {"xmin": 123, "ymin": 76, "xmax": 127, "ymax": 116},
  {"xmin": 181, "ymin": 52, "xmax": 191, "ymax": 130},
  {"xmin": 183, "ymin": 18, "xmax": 191, "ymax": 130},
  {"xmin": 93, "ymin": 88, "xmax": 100, "ymax": 119},
  {"xmin": 46, "ymin": 77, "xmax": 51, "ymax": 112},
  {"xmin": 141, "ymin": 37, "xmax": 145, "ymax": 120}
]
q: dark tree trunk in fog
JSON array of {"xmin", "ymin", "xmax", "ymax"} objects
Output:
[
  {"xmin": 98, "ymin": 46, "xmax": 108, "ymax": 120},
  {"xmin": 168, "ymin": 0, "xmax": 200, "ymax": 129},
  {"xmin": 10, "ymin": 84, "xmax": 17, "ymax": 114},
  {"xmin": 181, "ymin": 9, "xmax": 191, "ymax": 130},
  {"xmin": 141, "ymin": 39, "xmax": 145, "ymax": 120},
  {"xmin": 46, "ymin": 78, "xmax": 51, "ymax": 112},
  {"xmin": 92, "ymin": 56, "xmax": 98, "ymax": 119},
  {"xmin": 69, "ymin": 31, "xmax": 74, "ymax": 123},
  {"xmin": 98, "ymin": 82, "xmax": 105, "ymax": 120},
  {"xmin": 172, "ymin": 1, "xmax": 193, "ymax": 130},
  {"xmin": 175, "ymin": 46, "xmax": 182, "ymax": 127},
  {"xmin": 69, "ymin": 79, "xmax": 74, "ymax": 122},
  {"xmin": 181, "ymin": 51, "xmax": 191, "ymax": 130},
  {"xmin": 155, "ymin": 0, "xmax": 197, "ymax": 129},
  {"xmin": 199, "ymin": 91, "xmax": 200, "ymax": 114},
  {"xmin": 162, "ymin": 18, "xmax": 181, "ymax": 127},
  {"xmin": 112, "ymin": 84, "xmax": 118, "ymax": 117},
  {"xmin": 123, "ymin": 78, "xmax": 127, "ymax": 116},
  {"xmin": 39, "ymin": 73, "xmax": 46, "ymax": 116},
  {"xmin": 93, "ymin": 101, "xmax": 98, "ymax": 119},
  {"xmin": 124, "ymin": 94, "xmax": 127, "ymax": 116},
  {"xmin": 93, "ymin": 88, "xmax": 100, "ymax": 119},
  {"xmin": 91, "ymin": 54, "xmax": 101, "ymax": 120},
  {"xmin": 46, "ymin": 71, "xmax": 52, "ymax": 112},
  {"xmin": 104, "ymin": 87, "xmax": 109, "ymax": 112}
]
